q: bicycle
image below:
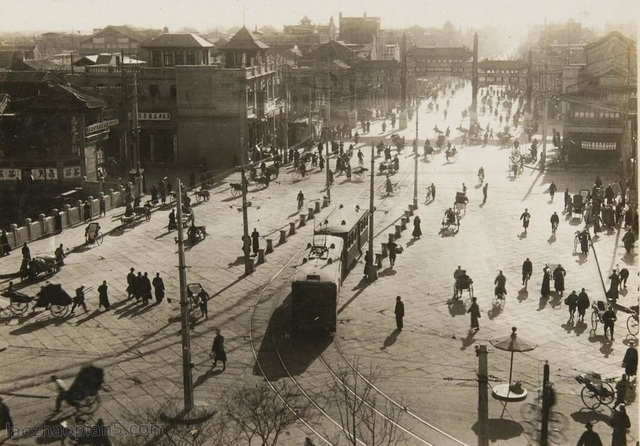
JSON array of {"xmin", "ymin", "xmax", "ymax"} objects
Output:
[
  {"xmin": 378, "ymin": 182, "xmax": 400, "ymax": 195},
  {"xmin": 627, "ymin": 306, "xmax": 639, "ymax": 336},
  {"xmin": 575, "ymin": 372, "xmax": 615, "ymax": 409},
  {"xmin": 292, "ymin": 168, "xmax": 310, "ymax": 181}
]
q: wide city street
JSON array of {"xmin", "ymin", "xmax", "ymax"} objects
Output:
[{"xmin": 0, "ymin": 82, "xmax": 637, "ymax": 445}]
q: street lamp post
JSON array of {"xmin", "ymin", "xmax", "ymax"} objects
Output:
[
  {"xmin": 175, "ymin": 181, "xmax": 194, "ymax": 412},
  {"xmin": 367, "ymin": 141, "xmax": 377, "ymax": 282},
  {"xmin": 413, "ymin": 101, "xmax": 419, "ymax": 210}
]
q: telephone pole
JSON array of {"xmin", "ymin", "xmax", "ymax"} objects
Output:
[
  {"xmin": 367, "ymin": 142, "xmax": 377, "ymax": 282},
  {"xmin": 413, "ymin": 100, "xmax": 419, "ymax": 210},
  {"xmin": 176, "ymin": 181, "xmax": 194, "ymax": 412}
]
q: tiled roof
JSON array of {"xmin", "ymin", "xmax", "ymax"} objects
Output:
[
  {"xmin": 0, "ymin": 70, "xmax": 56, "ymax": 83},
  {"xmin": 142, "ymin": 33, "xmax": 213, "ymax": 49},
  {"xmin": 11, "ymin": 59, "xmax": 61, "ymax": 71},
  {"xmin": 559, "ymin": 86, "xmax": 634, "ymax": 108},
  {"xmin": 220, "ymin": 27, "xmax": 270, "ymax": 50},
  {"xmin": 353, "ymin": 59, "xmax": 400, "ymax": 70}
]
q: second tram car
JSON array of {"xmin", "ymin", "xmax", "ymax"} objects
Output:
[
  {"xmin": 315, "ymin": 204, "xmax": 369, "ymax": 275},
  {"xmin": 291, "ymin": 235, "xmax": 344, "ymax": 332}
]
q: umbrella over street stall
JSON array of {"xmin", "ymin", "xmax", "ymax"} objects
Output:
[{"xmin": 491, "ymin": 327, "xmax": 537, "ymax": 391}]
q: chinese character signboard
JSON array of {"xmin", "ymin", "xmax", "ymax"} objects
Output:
[
  {"xmin": 581, "ymin": 141, "xmax": 617, "ymax": 151},
  {"xmin": 132, "ymin": 112, "xmax": 171, "ymax": 121},
  {"xmin": 32, "ymin": 168, "xmax": 46, "ymax": 180},
  {"xmin": 47, "ymin": 168, "xmax": 58, "ymax": 180},
  {"xmin": 63, "ymin": 166, "xmax": 82, "ymax": 178}
]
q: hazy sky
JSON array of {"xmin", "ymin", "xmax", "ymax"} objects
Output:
[{"xmin": 2, "ymin": 0, "xmax": 638, "ymax": 33}]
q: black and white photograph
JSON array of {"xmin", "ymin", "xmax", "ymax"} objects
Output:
[{"xmin": 0, "ymin": 0, "xmax": 638, "ymax": 444}]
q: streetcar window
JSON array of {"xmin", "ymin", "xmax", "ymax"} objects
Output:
[{"xmin": 306, "ymin": 275, "xmax": 321, "ymax": 281}]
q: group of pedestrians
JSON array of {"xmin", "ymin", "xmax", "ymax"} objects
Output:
[{"xmin": 126, "ymin": 268, "xmax": 165, "ymax": 305}]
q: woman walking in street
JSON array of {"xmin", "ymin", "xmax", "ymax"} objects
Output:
[
  {"xmin": 541, "ymin": 264, "xmax": 552, "ymax": 298},
  {"xmin": 211, "ymin": 328, "xmax": 227, "ymax": 371},
  {"xmin": 97, "ymin": 280, "xmax": 110, "ymax": 311},
  {"xmin": 412, "ymin": 216, "xmax": 422, "ymax": 239},
  {"xmin": 467, "ymin": 297, "xmax": 481, "ymax": 331}
]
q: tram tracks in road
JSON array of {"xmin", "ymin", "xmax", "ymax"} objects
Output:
[{"xmin": 248, "ymin": 166, "xmax": 465, "ymax": 445}]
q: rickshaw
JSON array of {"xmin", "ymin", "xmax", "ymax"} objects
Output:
[
  {"xmin": 230, "ymin": 182, "xmax": 246, "ymax": 197},
  {"xmin": 351, "ymin": 166, "xmax": 368, "ymax": 181},
  {"xmin": 590, "ymin": 300, "xmax": 608, "ymax": 330},
  {"xmin": 571, "ymin": 191, "xmax": 588, "ymax": 221},
  {"xmin": 423, "ymin": 143, "xmax": 435, "ymax": 161},
  {"xmin": 498, "ymin": 131, "xmax": 513, "ymax": 148},
  {"xmin": 194, "ymin": 187, "xmax": 210, "ymax": 202},
  {"xmin": 186, "ymin": 283, "xmax": 205, "ymax": 310},
  {"xmin": 65, "ymin": 366, "xmax": 105, "ymax": 414},
  {"xmin": 186, "ymin": 222, "xmax": 207, "ymax": 244},
  {"xmin": 85, "ymin": 222, "xmax": 103, "ymax": 245},
  {"xmin": 435, "ymin": 134, "xmax": 446, "ymax": 149},
  {"xmin": 445, "ymin": 147, "xmax": 458, "ymax": 162},
  {"xmin": 575, "ymin": 372, "xmax": 615, "ymax": 409},
  {"xmin": 2, "ymin": 284, "xmax": 70, "ymax": 317},
  {"xmin": 19, "ymin": 255, "xmax": 59, "ymax": 281},
  {"xmin": 441, "ymin": 208, "xmax": 460, "ymax": 234},
  {"xmin": 378, "ymin": 160, "xmax": 397, "ymax": 175},
  {"xmin": 452, "ymin": 271, "xmax": 474, "ymax": 300},
  {"xmin": 455, "ymin": 192, "xmax": 468, "ymax": 216}
]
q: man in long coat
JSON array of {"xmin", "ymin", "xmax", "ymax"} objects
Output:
[{"xmin": 152, "ymin": 272, "xmax": 165, "ymax": 304}]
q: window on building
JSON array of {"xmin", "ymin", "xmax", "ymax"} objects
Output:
[
  {"xmin": 175, "ymin": 51, "xmax": 185, "ymax": 65},
  {"xmin": 615, "ymin": 113, "xmax": 620, "ymax": 118},
  {"xmin": 149, "ymin": 85, "xmax": 160, "ymax": 98},
  {"xmin": 589, "ymin": 112, "xmax": 594, "ymax": 118},
  {"xmin": 170, "ymin": 85, "xmax": 176, "ymax": 100},
  {"xmin": 163, "ymin": 51, "xmax": 174, "ymax": 67},
  {"xmin": 152, "ymin": 50, "xmax": 162, "ymax": 67},
  {"xmin": 93, "ymin": 37, "xmax": 105, "ymax": 44},
  {"xmin": 186, "ymin": 50, "xmax": 195, "ymax": 65}
]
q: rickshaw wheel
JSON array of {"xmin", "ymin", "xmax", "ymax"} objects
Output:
[
  {"xmin": 627, "ymin": 315, "xmax": 639, "ymax": 336},
  {"xmin": 580, "ymin": 386, "xmax": 601, "ymax": 409},
  {"xmin": 230, "ymin": 186, "xmax": 240, "ymax": 197},
  {"xmin": 195, "ymin": 194, "xmax": 204, "ymax": 203},
  {"xmin": 50, "ymin": 305, "xmax": 70, "ymax": 318},
  {"xmin": 269, "ymin": 169, "xmax": 279, "ymax": 180},
  {"xmin": 353, "ymin": 171, "xmax": 364, "ymax": 181},
  {"xmin": 45, "ymin": 264, "xmax": 56, "ymax": 275},
  {"xmin": 77, "ymin": 395, "xmax": 100, "ymax": 414},
  {"xmin": 95, "ymin": 232, "xmax": 103, "ymax": 245},
  {"xmin": 600, "ymin": 382, "xmax": 615, "ymax": 405},
  {"xmin": 10, "ymin": 302, "xmax": 29, "ymax": 315}
]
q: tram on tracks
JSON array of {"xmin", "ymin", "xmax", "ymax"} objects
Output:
[{"xmin": 291, "ymin": 204, "xmax": 369, "ymax": 333}]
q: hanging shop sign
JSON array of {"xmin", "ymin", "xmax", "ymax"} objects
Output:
[
  {"xmin": 63, "ymin": 166, "xmax": 82, "ymax": 178},
  {"xmin": 581, "ymin": 141, "xmax": 616, "ymax": 151},
  {"xmin": 0, "ymin": 168, "xmax": 21, "ymax": 180}
]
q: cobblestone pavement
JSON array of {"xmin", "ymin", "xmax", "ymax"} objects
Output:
[{"xmin": 0, "ymin": 83, "xmax": 636, "ymax": 445}]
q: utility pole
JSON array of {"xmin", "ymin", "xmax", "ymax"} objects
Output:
[
  {"xmin": 413, "ymin": 100, "xmax": 419, "ymax": 210},
  {"xmin": 540, "ymin": 361, "xmax": 551, "ymax": 446},
  {"xmin": 325, "ymin": 67, "xmax": 332, "ymax": 204},
  {"xmin": 367, "ymin": 141, "xmax": 377, "ymax": 282},
  {"xmin": 121, "ymin": 49, "xmax": 130, "ymax": 178},
  {"xmin": 132, "ymin": 72, "xmax": 142, "ymax": 196},
  {"xmin": 176, "ymin": 181, "xmax": 194, "ymax": 412},
  {"xmin": 283, "ymin": 66, "xmax": 289, "ymax": 161},
  {"xmin": 476, "ymin": 345, "xmax": 489, "ymax": 446},
  {"xmin": 238, "ymin": 136, "xmax": 252, "ymax": 275}
]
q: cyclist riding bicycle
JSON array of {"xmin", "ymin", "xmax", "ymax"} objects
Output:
[
  {"xmin": 385, "ymin": 175, "xmax": 393, "ymax": 194},
  {"xmin": 550, "ymin": 212, "xmax": 560, "ymax": 234},
  {"xmin": 494, "ymin": 271, "xmax": 507, "ymax": 299}
]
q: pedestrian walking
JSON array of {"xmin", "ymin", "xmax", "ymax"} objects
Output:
[
  {"xmin": 0, "ymin": 396, "xmax": 14, "ymax": 438},
  {"xmin": 520, "ymin": 209, "xmax": 531, "ymax": 233},
  {"xmin": 603, "ymin": 305, "xmax": 617, "ymax": 341},
  {"xmin": 159, "ymin": 179, "xmax": 166, "ymax": 205},
  {"xmin": 564, "ymin": 188, "xmax": 571, "ymax": 212},
  {"xmin": 141, "ymin": 272, "xmax": 152, "ymax": 304},
  {"xmin": 99, "ymin": 195, "xmax": 106, "ymax": 217},
  {"xmin": 553, "ymin": 264, "xmax": 566, "ymax": 296},
  {"xmin": 387, "ymin": 239, "xmax": 397, "ymax": 268},
  {"xmin": 577, "ymin": 288, "xmax": 590, "ymax": 322},
  {"xmin": 548, "ymin": 181, "xmax": 557, "ymax": 202},
  {"xmin": 607, "ymin": 270, "xmax": 620, "ymax": 303},
  {"xmin": 297, "ymin": 191, "xmax": 304, "ymax": 210},
  {"xmin": 614, "ymin": 374, "xmax": 630, "ymax": 409},
  {"xmin": 565, "ymin": 290, "xmax": 578, "ymax": 320},
  {"xmin": 97, "ymin": 280, "xmax": 110, "ymax": 310},
  {"xmin": 152, "ymin": 272, "xmax": 165, "ymax": 304},
  {"xmin": 54, "ymin": 243, "xmax": 66, "ymax": 266},
  {"xmin": 541, "ymin": 264, "xmax": 552, "ymax": 298},
  {"xmin": 0, "ymin": 230, "xmax": 11, "ymax": 256},
  {"xmin": 550, "ymin": 211, "xmax": 560, "ymax": 234},
  {"xmin": 21, "ymin": 242, "xmax": 30, "ymax": 261},
  {"xmin": 468, "ymin": 297, "xmax": 481, "ymax": 331},
  {"xmin": 576, "ymin": 422, "xmax": 602, "ymax": 446},
  {"xmin": 622, "ymin": 344, "xmax": 638, "ymax": 379},
  {"xmin": 126, "ymin": 268, "xmax": 136, "ymax": 299},
  {"xmin": 610, "ymin": 405, "xmax": 630, "ymax": 446},
  {"xmin": 482, "ymin": 183, "xmax": 488, "ymax": 204},
  {"xmin": 83, "ymin": 201, "xmax": 92, "ymax": 221},
  {"xmin": 412, "ymin": 216, "xmax": 422, "ymax": 239},
  {"xmin": 168, "ymin": 209, "xmax": 177, "ymax": 231},
  {"xmin": 70, "ymin": 285, "xmax": 88, "ymax": 315},
  {"xmin": 394, "ymin": 296, "xmax": 404, "ymax": 330},
  {"xmin": 618, "ymin": 268, "xmax": 629, "ymax": 289},
  {"xmin": 198, "ymin": 288, "xmax": 209, "ymax": 319},
  {"xmin": 522, "ymin": 258, "xmax": 532, "ymax": 287},
  {"xmin": 251, "ymin": 228, "xmax": 260, "ymax": 256},
  {"xmin": 462, "ymin": 183, "xmax": 467, "ymax": 194},
  {"xmin": 211, "ymin": 328, "xmax": 227, "ymax": 370}
]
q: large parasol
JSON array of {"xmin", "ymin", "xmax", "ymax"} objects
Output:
[{"xmin": 491, "ymin": 327, "xmax": 537, "ymax": 385}]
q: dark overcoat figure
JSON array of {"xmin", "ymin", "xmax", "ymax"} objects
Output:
[
  {"xmin": 622, "ymin": 346, "xmax": 638, "ymax": 378},
  {"xmin": 97, "ymin": 281, "xmax": 110, "ymax": 310},
  {"xmin": 211, "ymin": 329, "xmax": 227, "ymax": 370},
  {"xmin": 0, "ymin": 397, "xmax": 14, "ymax": 438},
  {"xmin": 577, "ymin": 289, "xmax": 590, "ymax": 321},
  {"xmin": 553, "ymin": 265, "xmax": 565, "ymax": 294},
  {"xmin": 467, "ymin": 298, "xmax": 480, "ymax": 331},
  {"xmin": 387, "ymin": 240, "xmax": 397, "ymax": 267},
  {"xmin": 394, "ymin": 296, "xmax": 404, "ymax": 330},
  {"xmin": 251, "ymin": 228, "xmax": 260, "ymax": 255},
  {"xmin": 152, "ymin": 273, "xmax": 165, "ymax": 304},
  {"xmin": 541, "ymin": 266, "xmax": 551, "ymax": 297},
  {"xmin": 412, "ymin": 216, "xmax": 422, "ymax": 239},
  {"xmin": 141, "ymin": 272, "xmax": 152, "ymax": 304},
  {"xmin": 126, "ymin": 268, "xmax": 136, "ymax": 299},
  {"xmin": 607, "ymin": 271, "xmax": 620, "ymax": 302}
]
